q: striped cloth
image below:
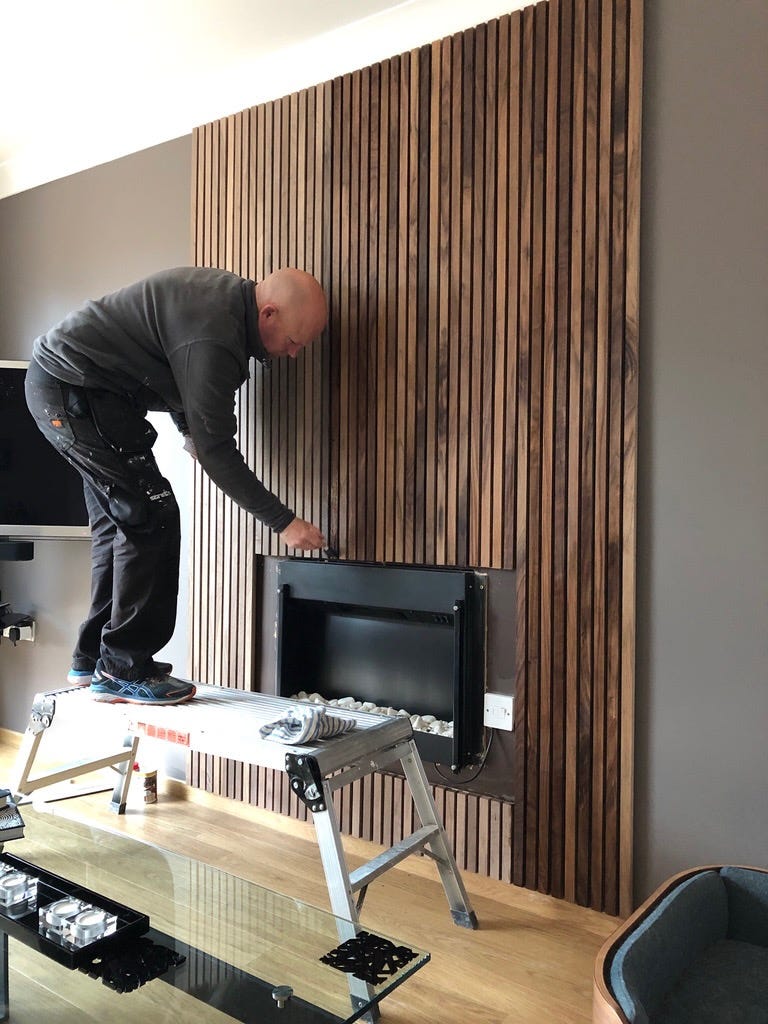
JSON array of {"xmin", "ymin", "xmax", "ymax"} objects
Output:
[{"xmin": 259, "ymin": 704, "xmax": 356, "ymax": 744}]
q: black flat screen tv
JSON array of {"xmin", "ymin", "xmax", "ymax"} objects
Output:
[{"xmin": 0, "ymin": 360, "xmax": 90, "ymax": 540}]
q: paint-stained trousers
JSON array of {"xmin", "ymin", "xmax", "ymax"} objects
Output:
[{"xmin": 25, "ymin": 359, "xmax": 180, "ymax": 681}]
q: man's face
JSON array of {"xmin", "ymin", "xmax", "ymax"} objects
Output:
[{"xmin": 260, "ymin": 305, "xmax": 324, "ymax": 360}]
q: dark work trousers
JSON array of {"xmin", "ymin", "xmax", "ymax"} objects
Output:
[{"xmin": 24, "ymin": 359, "xmax": 180, "ymax": 681}]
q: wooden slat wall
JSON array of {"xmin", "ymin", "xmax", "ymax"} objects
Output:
[
  {"xmin": 187, "ymin": 762, "xmax": 517, "ymax": 887},
  {"xmin": 190, "ymin": 0, "xmax": 642, "ymax": 916}
]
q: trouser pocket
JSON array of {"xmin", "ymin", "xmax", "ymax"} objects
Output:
[
  {"xmin": 87, "ymin": 391, "xmax": 158, "ymax": 454},
  {"xmin": 25, "ymin": 366, "xmax": 78, "ymax": 452}
]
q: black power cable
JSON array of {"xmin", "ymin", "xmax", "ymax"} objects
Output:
[{"xmin": 433, "ymin": 729, "xmax": 495, "ymax": 785}]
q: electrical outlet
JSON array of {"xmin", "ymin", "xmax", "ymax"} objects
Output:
[
  {"xmin": 1, "ymin": 624, "xmax": 35, "ymax": 643},
  {"xmin": 483, "ymin": 692, "xmax": 514, "ymax": 731}
]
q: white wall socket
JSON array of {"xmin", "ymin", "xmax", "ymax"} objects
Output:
[
  {"xmin": 483, "ymin": 691, "xmax": 514, "ymax": 731},
  {"xmin": 1, "ymin": 624, "xmax": 35, "ymax": 643}
]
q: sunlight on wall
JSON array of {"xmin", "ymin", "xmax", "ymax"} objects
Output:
[{"xmin": 1, "ymin": 0, "xmax": 527, "ymax": 199}]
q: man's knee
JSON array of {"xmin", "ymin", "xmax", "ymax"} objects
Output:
[{"xmin": 107, "ymin": 469, "xmax": 179, "ymax": 532}]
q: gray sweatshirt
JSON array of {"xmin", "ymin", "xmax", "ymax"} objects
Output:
[{"xmin": 33, "ymin": 266, "xmax": 294, "ymax": 531}]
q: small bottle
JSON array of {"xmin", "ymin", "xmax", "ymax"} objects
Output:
[{"xmin": 133, "ymin": 762, "xmax": 158, "ymax": 805}]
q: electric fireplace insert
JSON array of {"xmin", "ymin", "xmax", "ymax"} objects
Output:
[{"xmin": 275, "ymin": 560, "xmax": 486, "ymax": 769}]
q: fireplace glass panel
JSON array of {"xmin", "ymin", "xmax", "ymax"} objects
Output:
[
  {"xmin": 282, "ymin": 603, "xmax": 455, "ymax": 721},
  {"xmin": 275, "ymin": 560, "xmax": 486, "ymax": 767}
]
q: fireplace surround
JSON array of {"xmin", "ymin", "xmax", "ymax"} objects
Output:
[{"xmin": 275, "ymin": 559, "xmax": 487, "ymax": 769}]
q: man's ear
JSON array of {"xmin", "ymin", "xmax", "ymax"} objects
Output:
[{"xmin": 259, "ymin": 301, "xmax": 278, "ymax": 321}]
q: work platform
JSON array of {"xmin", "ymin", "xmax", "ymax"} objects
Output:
[{"xmin": 9, "ymin": 685, "xmax": 478, "ymax": 933}]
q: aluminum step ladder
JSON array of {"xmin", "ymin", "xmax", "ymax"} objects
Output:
[{"xmin": 9, "ymin": 685, "xmax": 479, "ymax": 932}]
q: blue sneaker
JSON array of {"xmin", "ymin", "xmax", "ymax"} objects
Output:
[
  {"xmin": 90, "ymin": 669, "xmax": 195, "ymax": 706},
  {"xmin": 72, "ymin": 661, "xmax": 172, "ymax": 687}
]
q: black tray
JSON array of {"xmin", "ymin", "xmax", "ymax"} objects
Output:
[{"xmin": 0, "ymin": 851, "xmax": 149, "ymax": 968}]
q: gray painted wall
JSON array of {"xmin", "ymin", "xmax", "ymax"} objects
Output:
[
  {"xmin": 0, "ymin": 137, "xmax": 193, "ymax": 740},
  {"xmin": 0, "ymin": 0, "xmax": 766, "ymax": 905},
  {"xmin": 635, "ymin": 0, "xmax": 768, "ymax": 900}
]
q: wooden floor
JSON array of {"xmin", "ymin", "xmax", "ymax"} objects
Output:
[{"xmin": 0, "ymin": 731, "xmax": 619, "ymax": 1023}]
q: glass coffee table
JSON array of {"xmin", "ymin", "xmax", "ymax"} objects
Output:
[{"xmin": 0, "ymin": 807, "xmax": 428, "ymax": 1023}]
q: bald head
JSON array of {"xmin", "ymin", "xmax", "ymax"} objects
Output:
[{"xmin": 255, "ymin": 268, "xmax": 328, "ymax": 359}]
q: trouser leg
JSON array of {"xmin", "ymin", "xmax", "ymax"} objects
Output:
[
  {"xmin": 101, "ymin": 460, "xmax": 180, "ymax": 676},
  {"xmin": 25, "ymin": 360, "xmax": 181, "ymax": 681},
  {"xmin": 72, "ymin": 480, "xmax": 116, "ymax": 671}
]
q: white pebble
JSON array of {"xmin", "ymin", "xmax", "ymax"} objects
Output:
[{"xmin": 291, "ymin": 691, "xmax": 454, "ymax": 737}]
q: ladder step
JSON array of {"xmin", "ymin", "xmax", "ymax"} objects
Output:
[{"xmin": 349, "ymin": 825, "xmax": 441, "ymax": 892}]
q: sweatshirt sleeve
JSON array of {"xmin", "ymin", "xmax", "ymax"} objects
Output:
[
  {"xmin": 170, "ymin": 410, "xmax": 189, "ymax": 435},
  {"xmin": 170, "ymin": 340, "xmax": 295, "ymax": 532}
]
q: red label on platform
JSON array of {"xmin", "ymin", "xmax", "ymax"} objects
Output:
[{"xmin": 136, "ymin": 722, "xmax": 191, "ymax": 746}]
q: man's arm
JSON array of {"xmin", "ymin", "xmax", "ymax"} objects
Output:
[
  {"xmin": 169, "ymin": 409, "xmax": 189, "ymax": 435},
  {"xmin": 170, "ymin": 341, "xmax": 324, "ymax": 549}
]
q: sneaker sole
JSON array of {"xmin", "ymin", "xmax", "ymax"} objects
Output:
[
  {"xmin": 90, "ymin": 686, "xmax": 197, "ymax": 707},
  {"xmin": 68, "ymin": 673, "xmax": 95, "ymax": 687}
]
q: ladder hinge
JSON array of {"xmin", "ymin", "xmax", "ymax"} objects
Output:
[
  {"xmin": 285, "ymin": 753, "xmax": 326, "ymax": 813},
  {"xmin": 30, "ymin": 693, "xmax": 56, "ymax": 735}
]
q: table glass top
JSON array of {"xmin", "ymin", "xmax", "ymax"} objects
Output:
[{"xmin": 0, "ymin": 806, "xmax": 429, "ymax": 1023}]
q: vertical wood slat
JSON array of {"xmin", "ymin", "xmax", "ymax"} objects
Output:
[
  {"xmin": 513, "ymin": 0, "xmax": 535, "ymax": 893},
  {"xmin": 564, "ymin": 0, "xmax": 584, "ymax": 908},
  {"xmin": 591, "ymin": 0, "xmax": 612, "ymax": 913},
  {"xmin": 621, "ymin": 0, "xmax": 642, "ymax": 919},
  {"xmin": 191, "ymin": 0, "xmax": 642, "ymax": 915},
  {"xmin": 552, "ymin": 0, "xmax": 573, "ymax": 903},
  {"xmin": 540, "ymin": 0, "xmax": 557, "ymax": 897}
]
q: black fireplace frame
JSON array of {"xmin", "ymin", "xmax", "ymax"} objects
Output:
[{"xmin": 275, "ymin": 559, "xmax": 486, "ymax": 768}]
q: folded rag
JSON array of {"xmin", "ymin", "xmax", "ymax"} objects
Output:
[{"xmin": 260, "ymin": 705, "xmax": 356, "ymax": 744}]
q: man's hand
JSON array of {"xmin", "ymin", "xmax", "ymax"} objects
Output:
[{"xmin": 280, "ymin": 517, "xmax": 325, "ymax": 551}]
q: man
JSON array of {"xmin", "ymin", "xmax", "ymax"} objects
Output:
[{"xmin": 25, "ymin": 266, "xmax": 327, "ymax": 706}]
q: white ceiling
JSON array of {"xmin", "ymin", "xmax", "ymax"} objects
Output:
[{"xmin": 1, "ymin": 0, "xmax": 526, "ymax": 201}]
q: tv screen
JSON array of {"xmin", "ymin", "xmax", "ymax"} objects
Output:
[{"xmin": 0, "ymin": 360, "xmax": 90, "ymax": 539}]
